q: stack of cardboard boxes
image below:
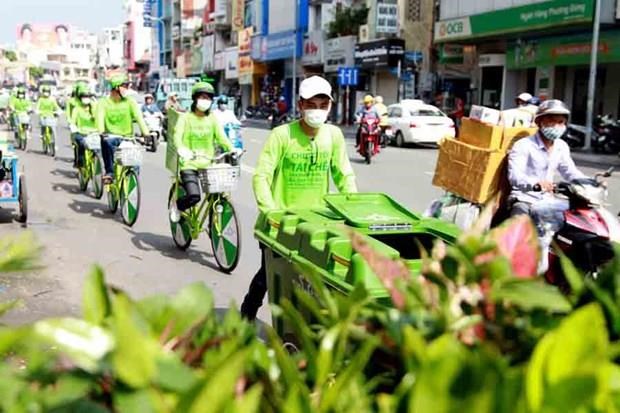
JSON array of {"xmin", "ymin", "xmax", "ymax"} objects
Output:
[{"xmin": 433, "ymin": 106, "xmax": 537, "ymax": 205}]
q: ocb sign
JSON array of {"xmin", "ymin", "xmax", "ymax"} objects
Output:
[{"xmin": 434, "ymin": 17, "xmax": 472, "ymax": 41}]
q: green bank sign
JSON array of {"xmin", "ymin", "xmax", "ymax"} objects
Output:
[
  {"xmin": 507, "ymin": 30, "xmax": 620, "ymax": 69},
  {"xmin": 434, "ymin": 0, "xmax": 593, "ymax": 43}
]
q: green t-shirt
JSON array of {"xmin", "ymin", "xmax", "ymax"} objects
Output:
[
  {"xmin": 173, "ymin": 112, "xmax": 234, "ymax": 170},
  {"xmin": 252, "ymin": 120, "xmax": 357, "ymax": 212},
  {"xmin": 96, "ymin": 96, "xmax": 149, "ymax": 138},
  {"xmin": 11, "ymin": 98, "xmax": 31, "ymax": 113},
  {"xmin": 36, "ymin": 97, "xmax": 60, "ymax": 117},
  {"xmin": 71, "ymin": 102, "xmax": 98, "ymax": 134}
]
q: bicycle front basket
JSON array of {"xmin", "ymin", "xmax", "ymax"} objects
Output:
[
  {"xmin": 40, "ymin": 117, "xmax": 57, "ymax": 127},
  {"xmin": 84, "ymin": 134, "xmax": 101, "ymax": 151},
  {"xmin": 198, "ymin": 164, "xmax": 240, "ymax": 194},
  {"xmin": 115, "ymin": 142, "xmax": 144, "ymax": 166}
]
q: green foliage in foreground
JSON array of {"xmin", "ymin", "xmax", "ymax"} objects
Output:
[{"xmin": 1, "ymin": 218, "xmax": 620, "ymax": 412}]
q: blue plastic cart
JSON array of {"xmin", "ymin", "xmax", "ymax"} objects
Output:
[{"xmin": 0, "ymin": 146, "xmax": 27, "ymax": 223}]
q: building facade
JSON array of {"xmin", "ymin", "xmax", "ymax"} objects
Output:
[{"xmin": 434, "ymin": 0, "xmax": 620, "ymax": 123}]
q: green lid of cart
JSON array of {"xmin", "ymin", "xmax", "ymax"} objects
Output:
[{"xmin": 324, "ymin": 193, "xmax": 420, "ymax": 230}]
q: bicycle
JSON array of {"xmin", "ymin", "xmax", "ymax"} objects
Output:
[
  {"xmin": 39, "ymin": 115, "xmax": 57, "ymax": 157},
  {"xmin": 77, "ymin": 133, "xmax": 104, "ymax": 198},
  {"xmin": 102, "ymin": 136, "xmax": 144, "ymax": 227},
  {"xmin": 15, "ymin": 112, "xmax": 30, "ymax": 151},
  {"xmin": 168, "ymin": 151, "xmax": 243, "ymax": 273}
]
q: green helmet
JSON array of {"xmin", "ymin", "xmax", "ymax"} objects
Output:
[
  {"xmin": 109, "ymin": 74, "xmax": 129, "ymax": 89},
  {"xmin": 76, "ymin": 84, "xmax": 92, "ymax": 98},
  {"xmin": 191, "ymin": 82, "xmax": 215, "ymax": 98}
]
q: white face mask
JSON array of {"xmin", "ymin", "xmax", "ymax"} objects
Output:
[
  {"xmin": 119, "ymin": 88, "xmax": 129, "ymax": 98},
  {"xmin": 81, "ymin": 97, "xmax": 91, "ymax": 105},
  {"xmin": 196, "ymin": 99, "xmax": 212, "ymax": 112},
  {"xmin": 303, "ymin": 109, "xmax": 329, "ymax": 129},
  {"xmin": 540, "ymin": 125, "xmax": 567, "ymax": 141}
]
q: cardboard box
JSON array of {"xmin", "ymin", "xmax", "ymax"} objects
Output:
[
  {"xmin": 458, "ymin": 117, "xmax": 504, "ymax": 150},
  {"xmin": 469, "ymin": 105, "xmax": 501, "ymax": 125},
  {"xmin": 502, "ymin": 127, "xmax": 537, "ymax": 151},
  {"xmin": 433, "ymin": 138, "xmax": 507, "ymax": 204}
]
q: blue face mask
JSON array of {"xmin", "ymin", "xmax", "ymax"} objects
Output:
[{"xmin": 540, "ymin": 125, "xmax": 567, "ymax": 141}]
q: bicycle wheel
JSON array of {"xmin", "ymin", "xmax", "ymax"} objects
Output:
[
  {"xmin": 209, "ymin": 197, "xmax": 241, "ymax": 273},
  {"xmin": 120, "ymin": 169, "xmax": 141, "ymax": 227},
  {"xmin": 17, "ymin": 175, "xmax": 27, "ymax": 224},
  {"xmin": 106, "ymin": 181, "xmax": 118, "ymax": 214},
  {"xmin": 49, "ymin": 131, "xmax": 56, "ymax": 158},
  {"xmin": 91, "ymin": 154, "xmax": 104, "ymax": 199},
  {"xmin": 77, "ymin": 165, "xmax": 88, "ymax": 192},
  {"xmin": 168, "ymin": 184, "xmax": 192, "ymax": 250}
]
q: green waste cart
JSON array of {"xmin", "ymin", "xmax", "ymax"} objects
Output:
[{"xmin": 254, "ymin": 193, "xmax": 460, "ymax": 340}]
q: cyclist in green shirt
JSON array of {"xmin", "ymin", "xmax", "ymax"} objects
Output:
[
  {"xmin": 10, "ymin": 87, "xmax": 32, "ymax": 140},
  {"xmin": 35, "ymin": 85, "xmax": 60, "ymax": 138},
  {"xmin": 169, "ymin": 81, "xmax": 236, "ymax": 221},
  {"xmin": 66, "ymin": 82, "xmax": 85, "ymax": 125},
  {"xmin": 71, "ymin": 85, "xmax": 98, "ymax": 167},
  {"xmin": 240, "ymin": 75, "xmax": 358, "ymax": 320},
  {"xmin": 96, "ymin": 74, "xmax": 150, "ymax": 182}
]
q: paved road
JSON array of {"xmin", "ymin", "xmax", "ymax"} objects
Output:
[{"xmin": 2, "ymin": 117, "xmax": 620, "ymax": 325}]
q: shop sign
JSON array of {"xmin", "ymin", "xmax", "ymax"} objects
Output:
[
  {"xmin": 302, "ymin": 31, "xmax": 324, "ymax": 65},
  {"xmin": 434, "ymin": 0, "xmax": 594, "ymax": 43},
  {"xmin": 238, "ymin": 27, "xmax": 253, "ymax": 55},
  {"xmin": 225, "ymin": 48, "xmax": 239, "ymax": 79},
  {"xmin": 376, "ymin": 0, "xmax": 398, "ymax": 34},
  {"xmin": 354, "ymin": 38, "xmax": 404, "ymax": 68},
  {"xmin": 202, "ymin": 34, "xmax": 215, "ymax": 71},
  {"xmin": 231, "ymin": 0, "xmax": 245, "ymax": 31},
  {"xmin": 250, "ymin": 35, "xmax": 263, "ymax": 60},
  {"xmin": 506, "ymin": 29, "xmax": 620, "ymax": 69},
  {"xmin": 478, "ymin": 54, "xmax": 505, "ymax": 67},
  {"xmin": 259, "ymin": 30, "xmax": 301, "ymax": 61},
  {"xmin": 324, "ymin": 35, "xmax": 356, "ymax": 72},
  {"xmin": 439, "ymin": 44, "xmax": 464, "ymax": 64}
]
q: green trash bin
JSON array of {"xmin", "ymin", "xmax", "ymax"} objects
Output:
[{"xmin": 254, "ymin": 193, "xmax": 460, "ymax": 340}]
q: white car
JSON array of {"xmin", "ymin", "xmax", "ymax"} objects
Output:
[{"xmin": 386, "ymin": 100, "xmax": 455, "ymax": 146}]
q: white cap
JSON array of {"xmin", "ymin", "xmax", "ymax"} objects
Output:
[
  {"xmin": 517, "ymin": 92, "xmax": 533, "ymax": 102},
  {"xmin": 299, "ymin": 76, "xmax": 333, "ymax": 101}
]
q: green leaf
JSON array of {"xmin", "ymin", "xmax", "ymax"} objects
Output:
[
  {"xmin": 0, "ymin": 299, "xmax": 22, "ymax": 318},
  {"xmin": 111, "ymin": 294, "xmax": 158, "ymax": 388},
  {"xmin": 491, "ymin": 279, "xmax": 571, "ymax": 312},
  {"xmin": 33, "ymin": 318, "xmax": 114, "ymax": 373},
  {"xmin": 185, "ymin": 350, "xmax": 248, "ymax": 413},
  {"xmin": 559, "ymin": 254, "xmax": 584, "ymax": 297},
  {"xmin": 154, "ymin": 354, "xmax": 198, "ymax": 393},
  {"xmin": 40, "ymin": 375, "xmax": 93, "ymax": 409},
  {"xmin": 229, "ymin": 384, "xmax": 263, "ymax": 413},
  {"xmin": 0, "ymin": 232, "xmax": 41, "ymax": 273},
  {"xmin": 82, "ymin": 266, "xmax": 111, "ymax": 325},
  {"xmin": 113, "ymin": 389, "xmax": 162, "ymax": 413},
  {"xmin": 168, "ymin": 282, "xmax": 214, "ymax": 335}
]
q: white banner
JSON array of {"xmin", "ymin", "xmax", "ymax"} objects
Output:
[{"xmin": 225, "ymin": 48, "xmax": 239, "ymax": 79}]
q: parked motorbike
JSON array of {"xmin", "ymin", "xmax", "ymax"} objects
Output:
[
  {"xmin": 565, "ymin": 115, "xmax": 620, "ymax": 153},
  {"xmin": 244, "ymin": 105, "xmax": 272, "ymax": 120},
  {"xmin": 358, "ymin": 117, "xmax": 381, "ymax": 164},
  {"xmin": 143, "ymin": 113, "xmax": 163, "ymax": 152},
  {"xmin": 534, "ymin": 168, "xmax": 619, "ymax": 289},
  {"xmin": 270, "ymin": 111, "xmax": 290, "ymax": 129}
]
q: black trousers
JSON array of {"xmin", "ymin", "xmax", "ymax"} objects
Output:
[
  {"xmin": 240, "ymin": 248, "xmax": 267, "ymax": 320},
  {"xmin": 177, "ymin": 170, "xmax": 202, "ymax": 211}
]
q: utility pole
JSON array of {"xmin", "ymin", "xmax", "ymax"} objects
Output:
[
  {"xmin": 584, "ymin": 0, "xmax": 601, "ymax": 150},
  {"xmin": 291, "ymin": 0, "xmax": 298, "ymax": 117}
]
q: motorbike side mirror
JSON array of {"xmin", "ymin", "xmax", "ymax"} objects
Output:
[{"xmin": 596, "ymin": 167, "xmax": 614, "ymax": 180}]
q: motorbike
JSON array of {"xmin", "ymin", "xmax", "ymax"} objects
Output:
[
  {"xmin": 244, "ymin": 105, "xmax": 272, "ymax": 120},
  {"xmin": 143, "ymin": 112, "xmax": 162, "ymax": 152},
  {"xmin": 533, "ymin": 168, "xmax": 619, "ymax": 289},
  {"xmin": 270, "ymin": 110, "xmax": 290, "ymax": 129},
  {"xmin": 565, "ymin": 115, "xmax": 620, "ymax": 153},
  {"xmin": 358, "ymin": 117, "xmax": 381, "ymax": 164}
]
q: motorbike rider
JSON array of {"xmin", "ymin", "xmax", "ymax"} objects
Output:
[
  {"xmin": 508, "ymin": 99, "xmax": 587, "ymax": 272},
  {"xmin": 355, "ymin": 95, "xmax": 380, "ymax": 147},
  {"xmin": 10, "ymin": 87, "xmax": 32, "ymax": 139},
  {"xmin": 36, "ymin": 85, "xmax": 60, "ymax": 138},
  {"xmin": 96, "ymin": 74, "xmax": 151, "ymax": 183},
  {"xmin": 240, "ymin": 75, "xmax": 358, "ymax": 320},
  {"xmin": 70, "ymin": 85, "xmax": 98, "ymax": 168},
  {"xmin": 271, "ymin": 96, "xmax": 289, "ymax": 127},
  {"xmin": 164, "ymin": 92, "xmax": 184, "ymax": 113},
  {"xmin": 142, "ymin": 93, "xmax": 162, "ymax": 116},
  {"xmin": 213, "ymin": 96, "xmax": 241, "ymax": 126},
  {"xmin": 169, "ymin": 82, "xmax": 236, "ymax": 222},
  {"xmin": 374, "ymin": 96, "xmax": 389, "ymax": 147}
]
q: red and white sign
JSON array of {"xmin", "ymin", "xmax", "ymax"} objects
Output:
[{"xmin": 302, "ymin": 31, "xmax": 323, "ymax": 65}]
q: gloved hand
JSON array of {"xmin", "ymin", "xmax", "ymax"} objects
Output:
[
  {"xmin": 69, "ymin": 124, "xmax": 78, "ymax": 134},
  {"xmin": 178, "ymin": 147, "xmax": 193, "ymax": 161}
]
